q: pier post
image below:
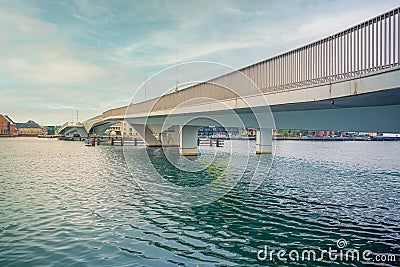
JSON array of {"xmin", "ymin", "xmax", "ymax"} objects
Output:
[
  {"xmin": 134, "ymin": 138, "xmax": 137, "ymax": 146},
  {"xmin": 216, "ymin": 138, "xmax": 220, "ymax": 147},
  {"xmin": 96, "ymin": 137, "xmax": 100, "ymax": 146},
  {"xmin": 179, "ymin": 125, "xmax": 199, "ymax": 156},
  {"xmin": 91, "ymin": 137, "xmax": 95, "ymax": 146},
  {"xmin": 210, "ymin": 137, "xmax": 213, "ymax": 146},
  {"xmin": 111, "ymin": 137, "xmax": 114, "ymax": 146},
  {"xmin": 121, "ymin": 138, "xmax": 123, "ymax": 146},
  {"xmin": 256, "ymin": 128, "xmax": 272, "ymax": 154}
]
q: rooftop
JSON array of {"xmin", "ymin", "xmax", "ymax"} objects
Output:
[
  {"xmin": 0, "ymin": 114, "xmax": 16, "ymax": 124},
  {"xmin": 16, "ymin": 120, "xmax": 43, "ymax": 129}
]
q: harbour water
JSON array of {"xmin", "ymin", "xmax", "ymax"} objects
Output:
[{"xmin": 0, "ymin": 138, "xmax": 399, "ymax": 266}]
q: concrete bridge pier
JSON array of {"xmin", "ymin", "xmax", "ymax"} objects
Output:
[
  {"xmin": 179, "ymin": 125, "xmax": 199, "ymax": 156},
  {"xmin": 256, "ymin": 128, "xmax": 272, "ymax": 154},
  {"xmin": 76, "ymin": 127, "xmax": 88, "ymax": 139},
  {"xmin": 131, "ymin": 124, "xmax": 162, "ymax": 147},
  {"xmin": 91, "ymin": 125, "xmax": 111, "ymax": 138}
]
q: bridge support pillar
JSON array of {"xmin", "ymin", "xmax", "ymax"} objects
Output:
[
  {"xmin": 256, "ymin": 128, "xmax": 272, "ymax": 154},
  {"xmin": 144, "ymin": 126, "xmax": 162, "ymax": 147},
  {"xmin": 130, "ymin": 124, "xmax": 162, "ymax": 147},
  {"xmin": 179, "ymin": 125, "xmax": 199, "ymax": 156}
]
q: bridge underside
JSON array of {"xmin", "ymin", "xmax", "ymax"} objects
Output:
[
  {"xmin": 58, "ymin": 126, "xmax": 87, "ymax": 137},
  {"xmin": 272, "ymin": 89, "xmax": 400, "ymax": 133},
  {"xmin": 88, "ymin": 121, "xmax": 119, "ymax": 137},
  {"xmin": 68, "ymin": 84, "xmax": 400, "ymax": 156},
  {"xmin": 120, "ymin": 87, "xmax": 400, "ymax": 155},
  {"xmin": 124, "ymin": 88, "xmax": 400, "ymax": 133}
]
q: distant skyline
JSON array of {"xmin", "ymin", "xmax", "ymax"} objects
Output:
[{"xmin": 0, "ymin": 0, "xmax": 398, "ymax": 125}]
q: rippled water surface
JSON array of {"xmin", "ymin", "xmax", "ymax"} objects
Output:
[{"xmin": 0, "ymin": 138, "xmax": 399, "ymax": 266}]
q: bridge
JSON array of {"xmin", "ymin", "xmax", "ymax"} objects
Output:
[
  {"xmin": 58, "ymin": 122, "xmax": 86, "ymax": 137},
  {"xmin": 58, "ymin": 7, "xmax": 400, "ymax": 155}
]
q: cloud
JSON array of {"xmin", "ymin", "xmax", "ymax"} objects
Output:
[
  {"xmin": 0, "ymin": 12, "xmax": 57, "ymax": 42},
  {"xmin": 6, "ymin": 57, "xmax": 104, "ymax": 85},
  {"xmin": 112, "ymin": 36, "xmax": 265, "ymax": 67},
  {"xmin": 61, "ymin": 0, "xmax": 117, "ymax": 25},
  {"xmin": 0, "ymin": 0, "xmax": 399, "ymax": 124},
  {"xmin": 281, "ymin": 2, "xmax": 400, "ymax": 45}
]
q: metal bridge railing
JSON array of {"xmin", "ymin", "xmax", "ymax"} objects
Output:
[{"xmin": 237, "ymin": 7, "xmax": 400, "ymax": 92}]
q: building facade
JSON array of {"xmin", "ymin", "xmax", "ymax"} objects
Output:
[
  {"xmin": 107, "ymin": 121, "xmax": 138, "ymax": 137},
  {"xmin": 44, "ymin": 126, "xmax": 56, "ymax": 135},
  {"xmin": 16, "ymin": 120, "xmax": 45, "ymax": 136},
  {"xmin": 0, "ymin": 114, "xmax": 18, "ymax": 136},
  {"xmin": 198, "ymin": 127, "xmax": 256, "ymax": 138}
]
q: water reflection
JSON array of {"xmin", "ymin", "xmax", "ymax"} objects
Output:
[{"xmin": 0, "ymin": 138, "xmax": 399, "ymax": 266}]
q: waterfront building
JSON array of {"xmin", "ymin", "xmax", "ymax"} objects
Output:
[
  {"xmin": 107, "ymin": 122, "xmax": 123, "ymax": 136},
  {"xmin": 44, "ymin": 126, "xmax": 56, "ymax": 135},
  {"xmin": 107, "ymin": 121, "xmax": 133, "ymax": 136},
  {"xmin": 16, "ymin": 120, "xmax": 45, "ymax": 136},
  {"xmin": 0, "ymin": 114, "xmax": 18, "ymax": 137},
  {"xmin": 122, "ymin": 121, "xmax": 138, "ymax": 137},
  {"xmin": 198, "ymin": 127, "xmax": 256, "ymax": 138},
  {"xmin": 106, "ymin": 121, "xmax": 139, "ymax": 137}
]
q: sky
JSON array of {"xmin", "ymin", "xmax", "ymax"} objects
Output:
[{"xmin": 0, "ymin": 0, "xmax": 398, "ymax": 125}]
